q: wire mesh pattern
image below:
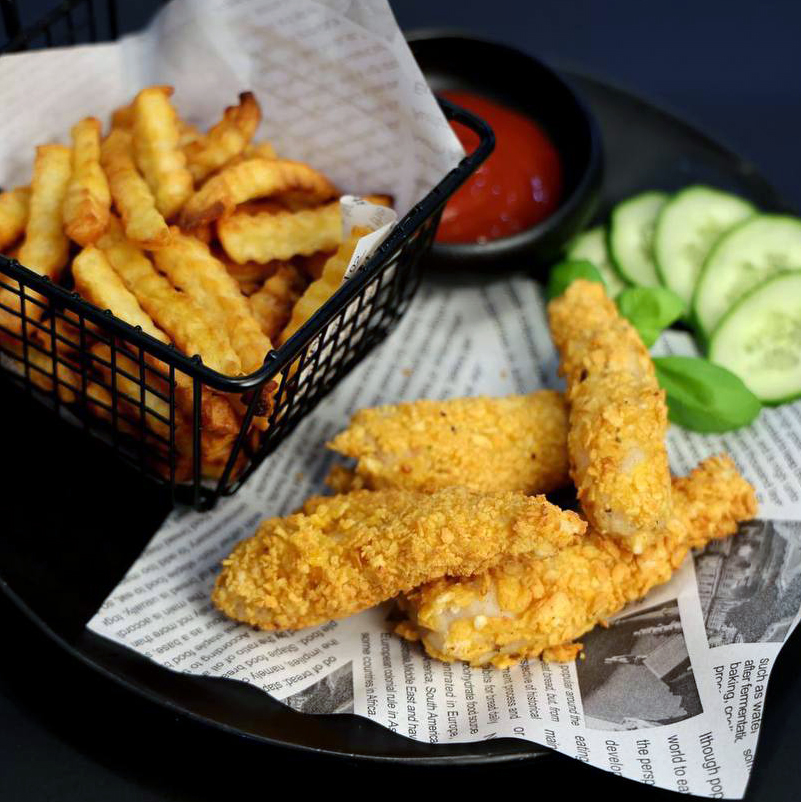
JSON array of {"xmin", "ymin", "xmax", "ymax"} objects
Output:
[{"xmin": 0, "ymin": 0, "xmax": 495, "ymax": 509}]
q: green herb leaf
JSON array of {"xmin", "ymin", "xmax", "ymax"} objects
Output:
[
  {"xmin": 654, "ymin": 356, "xmax": 762, "ymax": 433},
  {"xmin": 546, "ymin": 259, "xmax": 604, "ymax": 301},
  {"xmin": 616, "ymin": 286, "xmax": 685, "ymax": 347}
]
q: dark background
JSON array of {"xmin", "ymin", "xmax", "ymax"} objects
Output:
[{"xmin": 2, "ymin": 1, "xmax": 801, "ymax": 799}]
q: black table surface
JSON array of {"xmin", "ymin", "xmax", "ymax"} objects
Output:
[{"xmin": 2, "ymin": 1, "xmax": 801, "ymax": 800}]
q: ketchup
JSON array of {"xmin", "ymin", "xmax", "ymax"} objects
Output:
[{"xmin": 437, "ymin": 91, "xmax": 562, "ymax": 244}]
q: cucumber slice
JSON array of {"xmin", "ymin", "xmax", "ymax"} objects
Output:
[
  {"xmin": 653, "ymin": 185, "xmax": 754, "ymax": 306},
  {"xmin": 608, "ymin": 191, "xmax": 669, "ymax": 287},
  {"xmin": 567, "ymin": 227, "xmax": 627, "ymax": 298},
  {"xmin": 693, "ymin": 214, "xmax": 801, "ymax": 336},
  {"xmin": 709, "ymin": 270, "xmax": 801, "ymax": 404}
]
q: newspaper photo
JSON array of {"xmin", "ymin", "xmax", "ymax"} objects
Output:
[{"xmin": 88, "ymin": 274, "xmax": 801, "ymax": 799}]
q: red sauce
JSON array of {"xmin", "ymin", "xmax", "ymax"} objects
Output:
[{"xmin": 436, "ymin": 91, "xmax": 562, "ymax": 243}]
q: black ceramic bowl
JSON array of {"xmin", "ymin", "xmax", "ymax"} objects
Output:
[{"xmin": 408, "ymin": 31, "xmax": 603, "ymax": 271}]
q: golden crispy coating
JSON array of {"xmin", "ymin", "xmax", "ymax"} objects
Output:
[
  {"xmin": 249, "ymin": 262, "xmax": 307, "ymax": 339},
  {"xmin": 0, "ymin": 186, "xmax": 30, "ymax": 251},
  {"xmin": 327, "ymin": 390, "xmax": 570, "ymax": 495},
  {"xmin": 548, "ymin": 279, "xmax": 672, "ymax": 553},
  {"xmin": 218, "ymin": 201, "xmax": 341, "ymax": 264},
  {"xmin": 96, "ymin": 216, "xmax": 241, "ymax": 376},
  {"xmin": 278, "ymin": 228, "xmax": 366, "ymax": 345},
  {"xmin": 152, "ymin": 229, "xmax": 272, "ymax": 375},
  {"xmin": 397, "ymin": 455, "xmax": 756, "ymax": 668},
  {"xmin": 212, "ymin": 487, "xmax": 586, "ymax": 631},
  {"xmin": 179, "ymin": 158, "xmax": 338, "ymax": 229},
  {"xmin": 0, "ymin": 146, "xmax": 72, "ymax": 333},
  {"xmin": 132, "ymin": 86, "xmax": 194, "ymax": 219},
  {"xmin": 63, "ymin": 117, "xmax": 111, "ymax": 246},
  {"xmin": 101, "ymin": 128, "xmax": 171, "ymax": 248},
  {"xmin": 184, "ymin": 92, "xmax": 261, "ymax": 183}
]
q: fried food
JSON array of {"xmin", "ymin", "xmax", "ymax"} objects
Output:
[
  {"xmin": 179, "ymin": 158, "xmax": 338, "ymax": 229},
  {"xmin": 218, "ymin": 200, "xmax": 341, "ymax": 264},
  {"xmin": 548, "ymin": 279, "xmax": 672, "ymax": 553},
  {"xmin": 63, "ymin": 117, "xmax": 111, "ymax": 246},
  {"xmin": 0, "ymin": 186, "xmax": 30, "ymax": 251},
  {"xmin": 101, "ymin": 128, "xmax": 171, "ymax": 248},
  {"xmin": 249, "ymin": 262, "xmax": 307, "ymax": 339},
  {"xmin": 327, "ymin": 390, "xmax": 570, "ymax": 495},
  {"xmin": 217, "ymin": 251, "xmax": 282, "ymax": 295},
  {"xmin": 184, "ymin": 92, "xmax": 261, "ymax": 183},
  {"xmin": 95, "ymin": 216, "xmax": 240, "ymax": 376},
  {"xmin": 73, "ymin": 245, "xmax": 170, "ymax": 342},
  {"xmin": 212, "ymin": 487, "xmax": 586, "ymax": 631},
  {"xmin": 279, "ymin": 228, "xmax": 366, "ymax": 345},
  {"xmin": 243, "ymin": 141, "xmax": 276, "ymax": 160},
  {"xmin": 132, "ymin": 86, "xmax": 194, "ymax": 219},
  {"xmin": 397, "ymin": 455, "xmax": 757, "ymax": 668},
  {"xmin": 152, "ymin": 228, "xmax": 272, "ymax": 375},
  {"xmin": 0, "ymin": 146, "xmax": 72, "ymax": 333}
]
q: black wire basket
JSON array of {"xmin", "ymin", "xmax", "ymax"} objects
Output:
[{"xmin": 0, "ymin": 0, "xmax": 494, "ymax": 509}]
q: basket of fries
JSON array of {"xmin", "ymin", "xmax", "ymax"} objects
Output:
[{"xmin": 0, "ymin": 3, "xmax": 494, "ymax": 509}]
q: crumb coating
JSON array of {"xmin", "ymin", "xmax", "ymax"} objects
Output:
[
  {"xmin": 398, "ymin": 455, "xmax": 756, "ymax": 667},
  {"xmin": 548, "ymin": 280, "xmax": 672, "ymax": 552},
  {"xmin": 212, "ymin": 487, "xmax": 586, "ymax": 631},
  {"xmin": 327, "ymin": 391, "xmax": 570, "ymax": 495}
]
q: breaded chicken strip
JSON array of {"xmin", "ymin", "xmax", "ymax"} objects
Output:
[
  {"xmin": 396, "ymin": 455, "xmax": 756, "ymax": 668},
  {"xmin": 212, "ymin": 487, "xmax": 585, "ymax": 631},
  {"xmin": 548, "ymin": 280, "xmax": 672, "ymax": 553},
  {"xmin": 326, "ymin": 391, "xmax": 570, "ymax": 495}
]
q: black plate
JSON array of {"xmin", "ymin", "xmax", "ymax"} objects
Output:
[{"xmin": 0, "ymin": 69, "xmax": 789, "ymax": 766}]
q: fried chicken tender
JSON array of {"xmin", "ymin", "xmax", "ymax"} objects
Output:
[
  {"xmin": 212, "ymin": 487, "xmax": 586, "ymax": 631},
  {"xmin": 396, "ymin": 455, "xmax": 756, "ymax": 668},
  {"xmin": 548, "ymin": 279, "xmax": 672, "ymax": 553},
  {"xmin": 327, "ymin": 391, "xmax": 570, "ymax": 495}
]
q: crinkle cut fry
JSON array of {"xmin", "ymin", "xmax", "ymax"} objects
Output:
[
  {"xmin": 278, "ymin": 228, "xmax": 367, "ymax": 346},
  {"xmin": 132, "ymin": 86, "xmax": 194, "ymax": 219},
  {"xmin": 0, "ymin": 186, "xmax": 30, "ymax": 250},
  {"xmin": 218, "ymin": 200, "xmax": 341, "ymax": 264},
  {"xmin": 152, "ymin": 229, "xmax": 272, "ymax": 376},
  {"xmin": 179, "ymin": 158, "xmax": 338, "ymax": 230},
  {"xmin": 1, "ymin": 146, "xmax": 72, "ymax": 334},
  {"xmin": 101, "ymin": 128, "xmax": 170, "ymax": 249},
  {"xmin": 327, "ymin": 390, "xmax": 570, "ymax": 495},
  {"xmin": 548, "ymin": 279, "xmax": 672, "ymax": 553},
  {"xmin": 397, "ymin": 455, "xmax": 757, "ymax": 668},
  {"xmin": 211, "ymin": 487, "xmax": 586, "ymax": 631},
  {"xmin": 96, "ymin": 216, "xmax": 241, "ymax": 377},
  {"xmin": 184, "ymin": 91, "xmax": 261, "ymax": 183},
  {"xmin": 63, "ymin": 117, "xmax": 111, "ymax": 246},
  {"xmin": 76, "ymin": 232, "xmax": 238, "ymax": 436},
  {"xmin": 248, "ymin": 262, "xmax": 307, "ymax": 340}
]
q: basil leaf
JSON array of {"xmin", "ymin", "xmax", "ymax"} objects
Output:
[
  {"xmin": 616, "ymin": 286, "xmax": 685, "ymax": 347},
  {"xmin": 546, "ymin": 259, "xmax": 604, "ymax": 301},
  {"xmin": 654, "ymin": 356, "xmax": 762, "ymax": 433}
]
